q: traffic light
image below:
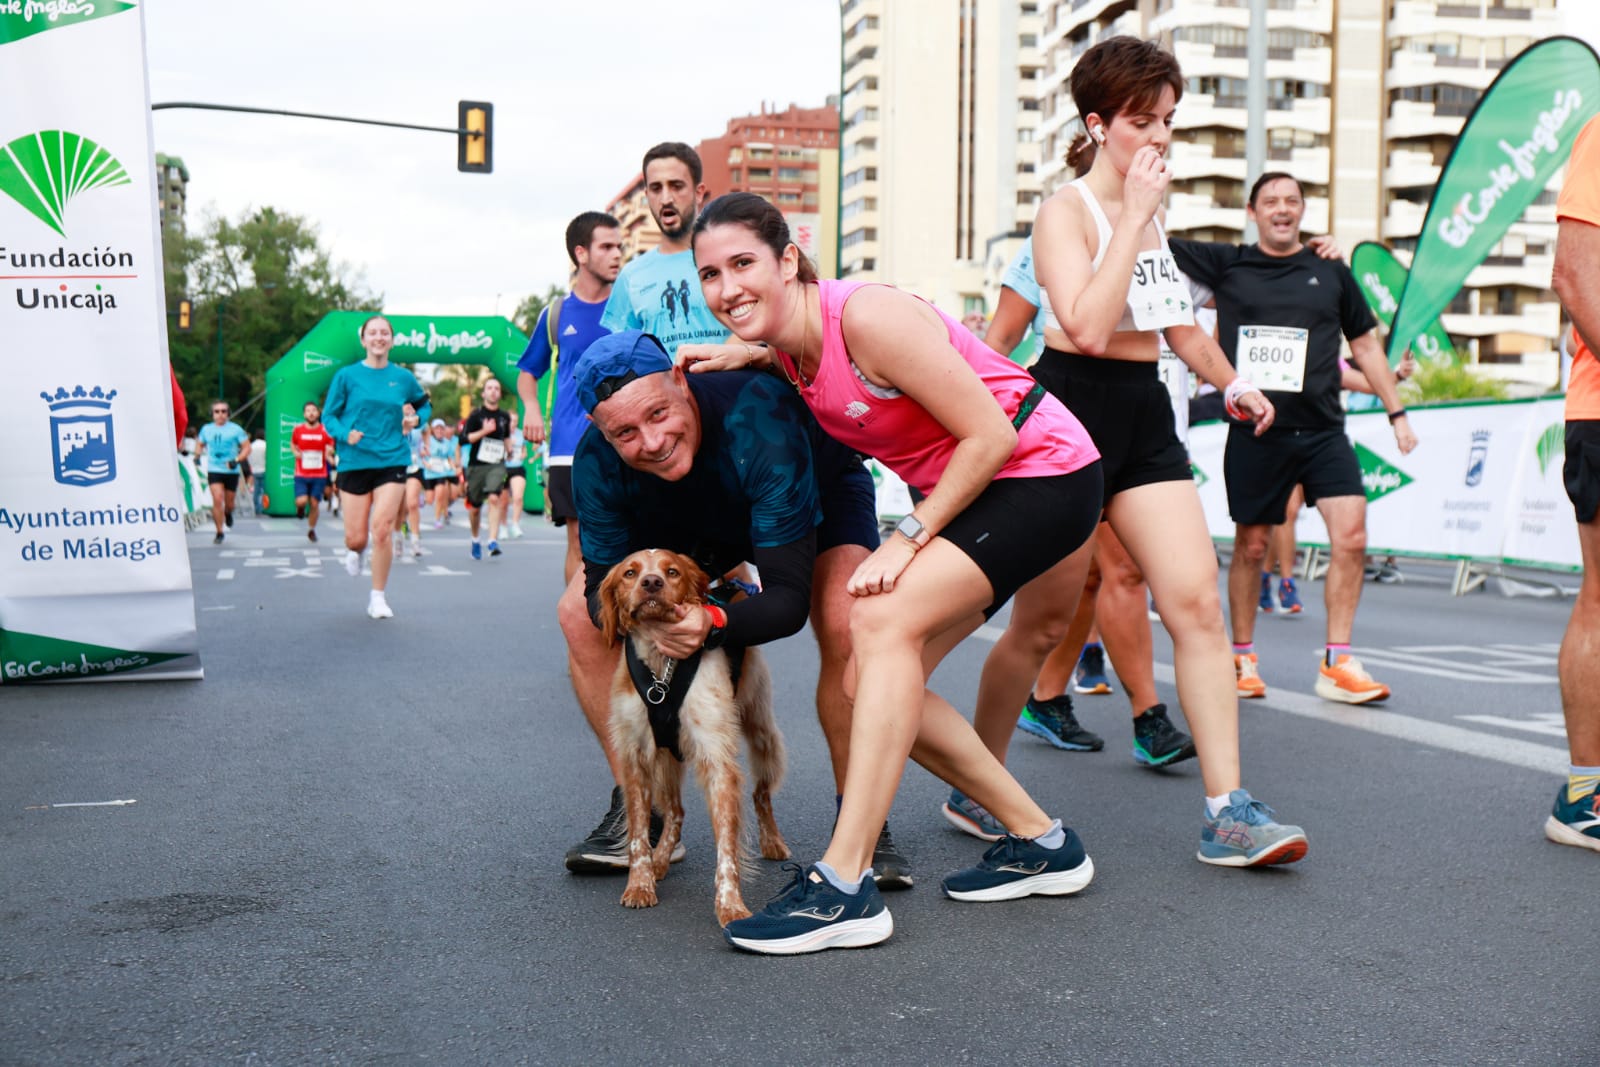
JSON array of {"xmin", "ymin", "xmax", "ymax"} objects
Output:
[
  {"xmin": 458, "ymin": 101, "xmax": 492, "ymax": 174},
  {"xmin": 177, "ymin": 298, "xmax": 192, "ymax": 331}
]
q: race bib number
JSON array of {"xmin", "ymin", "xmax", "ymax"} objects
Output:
[
  {"xmin": 300, "ymin": 449, "xmax": 325, "ymax": 471},
  {"xmin": 425, "ymin": 456, "xmax": 450, "ymax": 474},
  {"xmin": 505, "ymin": 442, "xmax": 525, "ymax": 465},
  {"xmin": 476, "ymin": 437, "xmax": 506, "ymax": 464},
  {"xmin": 1236, "ymin": 325, "xmax": 1308, "ymax": 392},
  {"xmin": 1129, "ymin": 251, "xmax": 1196, "ymax": 333}
]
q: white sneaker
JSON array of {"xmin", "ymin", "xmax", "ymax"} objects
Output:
[
  {"xmin": 367, "ymin": 595, "xmax": 393, "ymax": 619},
  {"xmin": 509, "ymin": 523, "xmax": 524, "ymax": 539},
  {"xmin": 409, "ymin": 538, "xmax": 422, "ymax": 557},
  {"xmin": 344, "ymin": 549, "xmax": 362, "ymax": 577}
]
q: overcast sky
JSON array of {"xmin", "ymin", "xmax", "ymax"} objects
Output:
[
  {"xmin": 144, "ymin": 2, "xmax": 1600, "ymax": 323},
  {"xmin": 143, "ymin": 1, "xmax": 843, "ymax": 319}
]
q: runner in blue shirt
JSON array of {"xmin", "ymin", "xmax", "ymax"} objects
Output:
[
  {"xmin": 197, "ymin": 400, "xmax": 250, "ymax": 544},
  {"xmin": 321, "ymin": 315, "xmax": 431, "ymax": 619},
  {"xmin": 517, "ymin": 211, "xmax": 624, "ymax": 582}
]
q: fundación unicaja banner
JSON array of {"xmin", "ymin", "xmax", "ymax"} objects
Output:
[{"xmin": 0, "ymin": 2, "xmax": 201, "ymax": 683}]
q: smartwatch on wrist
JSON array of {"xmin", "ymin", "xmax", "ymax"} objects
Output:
[{"xmin": 895, "ymin": 513, "xmax": 928, "ymax": 548}]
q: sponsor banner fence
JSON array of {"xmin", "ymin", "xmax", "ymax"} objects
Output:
[
  {"xmin": 1188, "ymin": 397, "xmax": 1578, "ymax": 572},
  {"xmin": 0, "ymin": 3, "xmax": 201, "ymax": 683}
]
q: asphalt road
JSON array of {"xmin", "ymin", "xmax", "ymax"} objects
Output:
[{"xmin": 1, "ymin": 509, "xmax": 1593, "ymax": 1066}]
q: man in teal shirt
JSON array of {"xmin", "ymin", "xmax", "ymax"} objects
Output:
[
  {"xmin": 600, "ymin": 143, "xmax": 728, "ymax": 355},
  {"xmin": 197, "ymin": 400, "xmax": 250, "ymax": 545}
]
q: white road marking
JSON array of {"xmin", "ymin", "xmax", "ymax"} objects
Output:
[
  {"xmin": 243, "ymin": 558, "xmax": 292, "ymax": 567},
  {"xmin": 1345, "ymin": 644, "xmax": 1558, "ymax": 684},
  {"xmin": 420, "ymin": 564, "xmax": 470, "ymax": 576},
  {"xmin": 1456, "ymin": 712, "xmax": 1569, "ymax": 738},
  {"xmin": 274, "ymin": 567, "xmax": 322, "ymax": 579},
  {"xmin": 966, "ymin": 626, "xmax": 1567, "ymax": 774},
  {"xmin": 218, "ymin": 549, "xmax": 262, "ymax": 558},
  {"xmin": 44, "ymin": 799, "xmax": 136, "ymax": 808},
  {"xmin": 217, "ymin": 569, "xmax": 235, "ymax": 581}
]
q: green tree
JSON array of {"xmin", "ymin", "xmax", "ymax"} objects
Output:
[
  {"xmin": 1401, "ymin": 360, "xmax": 1511, "ymax": 405},
  {"xmin": 166, "ymin": 206, "xmax": 381, "ymax": 432},
  {"xmin": 512, "ymin": 283, "xmax": 565, "ymax": 336}
]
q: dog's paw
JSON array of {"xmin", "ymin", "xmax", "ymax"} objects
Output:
[
  {"xmin": 620, "ymin": 884, "xmax": 658, "ymax": 909},
  {"xmin": 716, "ymin": 902, "xmax": 752, "ymax": 928},
  {"xmin": 758, "ymin": 835, "xmax": 791, "ymax": 861},
  {"xmin": 652, "ymin": 856, "xmax": 672, "ymax": 880}
]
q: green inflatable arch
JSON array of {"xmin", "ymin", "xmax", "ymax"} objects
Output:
[{"xmin": 261, "ymin": 312, "xmax": 536, "ymax": 517}]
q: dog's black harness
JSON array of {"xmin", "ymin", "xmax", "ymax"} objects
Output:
[{"xmin": 623, "ymin": 643, "xmax": 746, "ymax": 760}]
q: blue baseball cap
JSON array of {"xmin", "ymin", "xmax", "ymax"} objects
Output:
[{"xmin": 573, "ymin": 331, "xmax": 675, "ymax": 414}]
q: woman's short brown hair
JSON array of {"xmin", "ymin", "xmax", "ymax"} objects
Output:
[{"xmin": 1069, "ymin": 36, "xmax": 1184, "ymax": 129}]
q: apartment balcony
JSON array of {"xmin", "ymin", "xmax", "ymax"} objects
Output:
[
  {"xmin": 1172, "ymin": 44, "xmax": 1332, "ymax": 86},
  {"xmin": 1386, "ymin": 100, "xmax": 1466, "ymax": 142},
  {"xmin": 1056, "ymin": 0, "xmax": 1134, "ymax": 37},
  {"xmin": 1389, "ymin": 0, "xmax": 1560, "ymax": 42},
  {"xmin": 1383, "ymin": 198, "xmax": 1427, "ymax": 240},
  {"xmin": 1384, "ymin": 148, "xmax": 1441, "ymax": 191},
  {"xmin": 1441, "ymin": 303, "xmax": 1560, "ymax": 342},
  {"xmin": 840, "ymin": 205, "xmax": 880, "ymax": 233},
  {"xmin": 1151, "ymin": 0, "xmax": 1330, "ymax": 37},
  {"xmin": 1179, "ymin": 94, "xmax": 1330, "ymax": 135},
  {"xmin": 1386, "ymin": 50, "xmax": 1496, "ymax": 93}
]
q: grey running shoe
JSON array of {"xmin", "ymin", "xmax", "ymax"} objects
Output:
[
  {"xmin": 872, "ymin": 822, "xmax": 914, "ymax": 890},
  {"xmin": 1197, "ymin": 789, "xmax": 1308, "ymax": 867},
  {"xmin": 941, "ymin": 788, "xmax": 1006, "ymax": 841},
  {"xmin": 564, "ymin": 786, "xmax": 685, "ymax": 873}
]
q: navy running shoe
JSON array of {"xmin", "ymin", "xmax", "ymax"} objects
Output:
[
  {"xmin": 723, "ymin": 863, "xmax": 894, "ymax": 955},
  {"xmin": 1073, "ymin": 643, "xmax": 1113, "ymax": 695},
  {"xmin": 470, "ymin": 541, "xmax": 482, "ymax": 561},
  {"xmin": 941, "ymin": 788, "xmax": 1006, "ymax": 841},
  {"xmin": 1258, "ymin": 571, "xmax": 1275, "ymax": 613},
  {"xmin": 1017, "ymin": 693, "xmax": 1105, "ymax": 751},
  {"xmin": 940, "ymin": 827, "xmax": 1095, "ymax": 902},
  {"xmin": 1277, "ymin": 577, "xmax": 1303, "ymax": 614},
  {"xmin": 1132, "ymin": 704, "xmax": 1197, "ymax": 767}
]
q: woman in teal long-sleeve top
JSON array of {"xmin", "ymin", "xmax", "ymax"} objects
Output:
[{"xmin": 322, "ymin": 315, "xmax": 430, "ymax": 619}]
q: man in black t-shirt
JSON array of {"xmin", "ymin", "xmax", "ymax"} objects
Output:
[
  {"xmin": 462, "ymin": 378, "xmax": 511, "ymax": 559},
  {"xmin": 1171, "ymin": 172, "xmax": 1417, "ymax": 707}
]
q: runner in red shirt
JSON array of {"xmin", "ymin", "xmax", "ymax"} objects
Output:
[{"xmin": 291, "ymin": 401, "xmax": 336, "ymax": 543}]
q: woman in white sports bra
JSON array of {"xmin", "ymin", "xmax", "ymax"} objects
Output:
[{"xmin": 1031, "ymin": 35, "xmax": 1309, "ymax": 869}]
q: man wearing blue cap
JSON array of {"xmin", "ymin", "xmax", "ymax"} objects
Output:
[{"xmin": 555, "ymin": 330, "xmax": 912, "ymax": 887}]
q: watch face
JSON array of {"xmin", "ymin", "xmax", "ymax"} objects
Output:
[{"xmin": 897, "ymin": 515, "xmax": 924, "ymax": 539}]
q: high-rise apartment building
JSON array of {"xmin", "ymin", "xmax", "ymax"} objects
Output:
[
  {"xmin": 605, "ymin": 102, "xmax": 841, "ymax": 275},
  {"xmin": 839, "ymin": 0, "xmax": 1044, "ymax": 312},
  {"xmin": 155, "ymin": 153, "xmax": 188, "ymax": 234}
]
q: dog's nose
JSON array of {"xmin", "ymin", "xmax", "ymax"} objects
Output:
[{"xmin": 640, "ymin": 574, "xmax": 664, "ymax": 594}]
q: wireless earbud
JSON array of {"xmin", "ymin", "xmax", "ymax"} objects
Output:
[{"xmin": 1092, "ymin": 126, "xmax": 1106, "ymax": 145}]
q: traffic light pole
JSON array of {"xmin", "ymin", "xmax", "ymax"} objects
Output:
[
  {"xmin": 151, "ymin": 101, "xmax": 467, "ymax": 137},
  {"xmin": 151, "ymin": 101, "xmax": 491, "ymax": 172}
]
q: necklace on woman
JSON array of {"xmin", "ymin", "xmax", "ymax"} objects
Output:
[{"xmin": 777, "ymin": 291, "xmax": 813, "ymax": 392}]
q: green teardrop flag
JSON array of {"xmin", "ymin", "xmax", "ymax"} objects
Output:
[
  {"xmin": 1389, "ymin": 36, "xmax": 1600, "ymax": 360},
  {"xmin": 1351, "ymin": 241, "xmax": 1458, "ymax": 365}
]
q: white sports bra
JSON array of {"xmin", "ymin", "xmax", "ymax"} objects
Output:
[{"xmin": 1040, "ymin": 179, "xmax": 1194, "ymax": 336}]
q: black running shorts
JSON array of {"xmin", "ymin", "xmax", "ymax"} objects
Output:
[
  {"xmin": 1565, "ymin": 420, "xmax": 1600, "ymax": 524},
  {"xmin": 1032, "ymin": 348, "xmax": 1191, "ymax": 507},
  {"xmin": 1223, "ymin": 425, "xmax": 1364, "ymax": 526}
]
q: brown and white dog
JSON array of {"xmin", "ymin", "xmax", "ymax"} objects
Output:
[{"xmin": 599, "ymin": 549, "xmax": 790, "ymax": 927}]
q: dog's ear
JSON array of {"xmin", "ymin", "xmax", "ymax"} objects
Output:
[
  {"xmin": 598, "ymin": 562, "xmax": 627, "ymax": 646},
  {"xmin": 680, "ymin": 555, "xmax": 712, "ymax": 604}
]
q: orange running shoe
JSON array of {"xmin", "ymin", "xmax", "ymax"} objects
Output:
[
  {"xmin": 1315, "ymin": 653, "xmax": 1390, "ymax": 704},
  {"xmin": 1234, "ymin": 653, "xmax": 1267, "ymax": 699}
]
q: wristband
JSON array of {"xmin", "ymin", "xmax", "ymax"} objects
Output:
[
  {"xmin": 1387, "ymin": 408, "xmax": 1408, "ymax": 423},
  {"xmin": 703, "ymin": 603, "xmax": 727, "ymax": 629},
  {"xmin": 1223, "ymin": 377, "xmax": 1259, "ymax": 420}
]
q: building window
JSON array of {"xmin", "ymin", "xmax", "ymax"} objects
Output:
[
  {"xmin": 778, "ymin": 167, "xmax": 804, "ymax": 181},
  {"xmin": 749, "ymin": 167, "xmax": 771, "ymax": 181}
]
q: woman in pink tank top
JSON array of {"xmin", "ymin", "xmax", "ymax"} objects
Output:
[{"xmin": 680, "ymin": 192, "xmax": 1108, "ymax": 955}]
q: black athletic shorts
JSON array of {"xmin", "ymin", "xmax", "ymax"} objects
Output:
[
  {"xmin": 545, "ymin": 465, "xmax": 576, "ymax": 525},
  {"xmin": 505, "ymin": 465, "xmax": 527, "ymax": 483},
  {"xmin": 207, "ymin": 472, "xmax": 240, "ymax": 490},
  {"xmin": 406, "ymin": 468, "xmax": 425, "ymax": 485},
  {"xmin": 338, "ymin": 465, "xmax": 407, "ymax": 496},
  {"xmin": 1224, "ymin": 425, "xmax": 1364, "ymax": 526},
  {"xmin": 1032, "ymin": 348, "xmax": 1191, "ymax": 507},
  {"xmin": 1565, "ymin": 420, "xmax": 1600, "ymax": 524},
  {"xmin": 816, "ymin": 452, "xmax": 880, "ymax": 555},
  {"xmin": 940, "ymin": 462, "xmax": 1103, "ymax": 618}
]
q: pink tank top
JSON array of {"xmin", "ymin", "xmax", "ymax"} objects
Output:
[{"xmin": 776, "ymin": 280, "xmax": 1099, "ymax": 496}]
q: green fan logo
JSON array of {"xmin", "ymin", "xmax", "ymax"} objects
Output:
[
  {"xmin": 0, "ymin": 1, "xmax": 135, "ymax": 45},
  {"xmin": 0, "ymin": 129, "xmax": 131, "ymax": 237},
  {"xmin": 1190, "ymin": 461, "xmax": 1208, "ymax": 488},
  {"xmin": 1535, "ymin": 422, "xmax": 1564, "ymax": 477},
  {"xmin": 1354, "ymin": 442, "xmax": 1414, "ymax": 503}
]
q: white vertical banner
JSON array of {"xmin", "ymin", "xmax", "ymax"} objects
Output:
[{"xmin": 0, "ymin": 2, "xmax": 201, "ymax": 683}]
